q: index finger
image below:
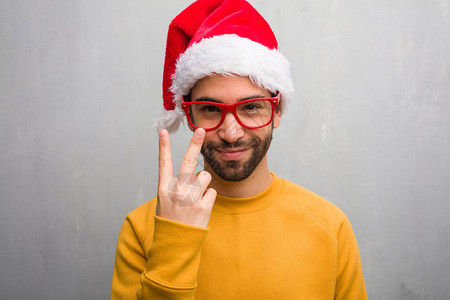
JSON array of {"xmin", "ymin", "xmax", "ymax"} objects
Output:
[
  {"xmin": 179, "ymin": 128, "xmax": 205, "ymax": 175},
  {"xmin": 158, "ymin": 129, "xmax": 173, "ymax": 184}
]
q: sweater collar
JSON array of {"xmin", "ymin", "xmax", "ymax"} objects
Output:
[{"xmin": 212, "ymin": 172, "xmax": 283, "ymax": 214}]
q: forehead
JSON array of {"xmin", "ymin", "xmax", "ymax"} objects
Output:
[{"xmin": 190, "ymin": 74, "xmax": 271, "ymax": 102}]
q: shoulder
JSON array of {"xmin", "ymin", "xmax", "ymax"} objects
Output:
[
  {"xmin": 126, "ymin": 197, "xmax": 157, "ymax": 223},
  {"xmin": 276, "ymin": 176, "xmax": 351, "ymax": 240},
  {"xmin": 120, "ymin": 198, "xmax": 158, "ymax": 248}
]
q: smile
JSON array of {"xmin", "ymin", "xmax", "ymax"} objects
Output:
[{"xmin": 215, "ymin": 148, "xmax": 249, "ymax": 160}]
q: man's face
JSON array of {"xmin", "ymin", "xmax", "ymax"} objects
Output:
[{"xmin": 190, "ymin": 74, "xmax": 281, "ymax": 182}]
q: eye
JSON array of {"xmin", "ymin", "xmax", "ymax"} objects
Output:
[
  {"xmin": 242, "ymin": 102, "xmax": 262, "ymax": 112},
  {"xmin": 198, "ymin": 104, "xmax": 221, "ymax": 113}
]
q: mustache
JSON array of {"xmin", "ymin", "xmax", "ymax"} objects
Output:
[{"xmin": 203, "ymin": 138, "xmax": 260, "ymax": 151}]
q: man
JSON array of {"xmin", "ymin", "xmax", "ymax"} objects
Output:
[{"xmin": 111, "ymin": 0, "xmax": 367, "ymax": 299}]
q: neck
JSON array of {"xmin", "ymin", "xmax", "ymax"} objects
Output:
[{"xmin": 204, "ymin": 156, "xmax": 273, "ymax": 198}]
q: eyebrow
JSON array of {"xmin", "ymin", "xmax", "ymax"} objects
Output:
[{"xmin": 193, "ymin": 94, "xmax": 269, "ymax": 103}]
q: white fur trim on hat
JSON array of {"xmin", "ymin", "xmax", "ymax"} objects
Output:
[{"xmin": 154, "ymin": 107, "xmax": 185, "ymax": 133}]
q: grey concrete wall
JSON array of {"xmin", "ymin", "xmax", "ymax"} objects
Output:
[{"xmin": 1, "ymin": 0, "xmax": 449, "ymax": 299}]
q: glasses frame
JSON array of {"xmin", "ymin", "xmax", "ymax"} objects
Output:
[{"xmin": 181, "ymin": 92, "xmax": 280, "ymax": 131}]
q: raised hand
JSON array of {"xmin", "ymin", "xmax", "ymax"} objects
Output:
[{"xmin": 156, "ymin": 128, "xmax": 217, "ymax": 228}]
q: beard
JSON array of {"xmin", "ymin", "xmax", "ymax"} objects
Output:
[{"xmin": 201, "ymin": 129, "xmax": 273, "ymax": 182}]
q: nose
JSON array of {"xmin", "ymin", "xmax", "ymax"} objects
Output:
[{"xmin": 217, "ymin": 112, "xmax": 244, "ymax": 143}]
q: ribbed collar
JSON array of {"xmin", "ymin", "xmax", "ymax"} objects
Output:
[{"xmin": 212, "ymin": 172, "xmax": 284, "ymax": 214}]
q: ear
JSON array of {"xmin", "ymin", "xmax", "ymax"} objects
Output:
[{"xmin": 272, "ymin": 103, "xmax": 282, "ymax": 129}]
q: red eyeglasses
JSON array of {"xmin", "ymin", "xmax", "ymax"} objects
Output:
[{"xmin": 181, "ymin": 92, "xmax": 280, "ymax": 131}]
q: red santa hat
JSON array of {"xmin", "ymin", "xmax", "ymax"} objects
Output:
[{"xmin": 156, "ymin": 0, "xmax": 294, "ymax": 132}]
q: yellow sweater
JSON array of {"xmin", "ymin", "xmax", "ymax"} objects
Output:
[{"xmin": 112, "ymin": 174, "xmax": 367, "ymax": 299}]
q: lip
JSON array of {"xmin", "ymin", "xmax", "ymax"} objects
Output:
[{"xmin": 215, "ymin": 148, "xmax": 248, "ymax": 160}]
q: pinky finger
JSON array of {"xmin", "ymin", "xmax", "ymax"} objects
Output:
[{"xmin": 201, "ymin": 188, "xmax": 217, "ymax": 211}]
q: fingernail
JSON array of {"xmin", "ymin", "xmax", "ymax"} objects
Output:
[
  {"xmin": 199, "ymin": 171, "xmax": 211, "ymax": 179},
  {"xmin": 195, "ymin": 129, "xmax": 205, "ymax": 138},
  {"xmin": 160, "ymin": 129, "xmax": 167, "ymax": 137}
]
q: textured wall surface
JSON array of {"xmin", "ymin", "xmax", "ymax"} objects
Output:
[{"xmin": 1, "ymin": 1, "xmax": 449, "ymax": 299}]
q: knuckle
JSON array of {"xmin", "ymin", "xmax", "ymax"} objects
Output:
[
  {"xmin": 157, "ymin": 188, "xmax": 168, "ymax": 199},
  {"xmin": 192, "ymin": 137, "xmax": 203, "ymax": 145},
  {"xmin": 159, "ymin": 156, "xmax": 172, "ymax": 167},
  {"xmin": 195, "ymin": 203, "xmax": 211, "ymax": 214},
  {"xmin": 181, "ymin": 157, "xmax": 197, "ymax": 168},
  {"xmin": 199, "ymin": 204, "xmax": 213, "ymax": 215}
]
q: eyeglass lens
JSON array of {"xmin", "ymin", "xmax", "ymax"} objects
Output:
[{"xmin": 189, "ymin": 100, "xmax": 273, "ymax": 129}]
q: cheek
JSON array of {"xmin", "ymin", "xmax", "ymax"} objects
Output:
[
  {"xmin": 203, "ymin": 132, "xmax": 218, "ymax": 144},
  {"xmin": 248, "ymin": 126, "xmax": 272, "ymax": 142}
]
